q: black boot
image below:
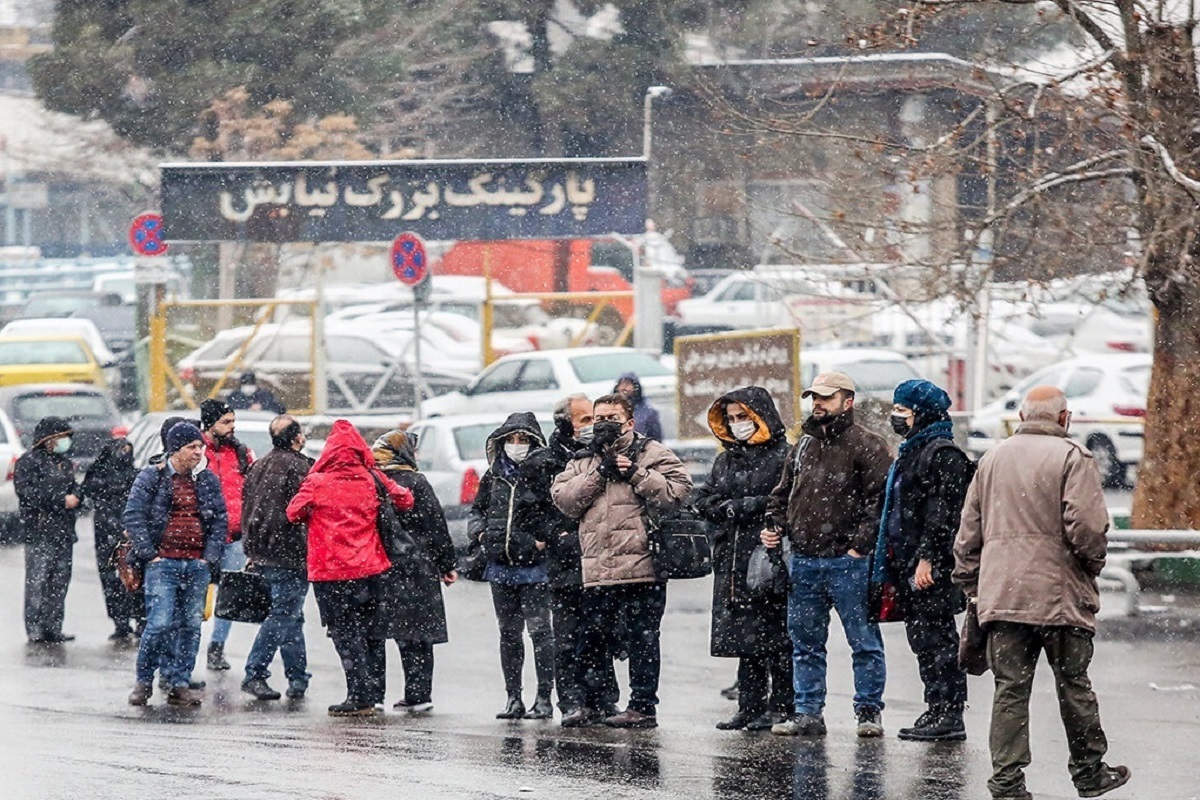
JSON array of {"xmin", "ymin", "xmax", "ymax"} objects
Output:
[
  {"xmin": 524, "ymin": 693, "xmax": 554, "ymax": 720},
  {"xmin": 897, "ymin": 706, "xmax": 938, "ymax": 739},
  {"xmin": 496, "ymin": 694, "xmax": 525, "ymax": 719},
  {"xmin": 899, "ymin": 705, "xmax": 966, "ymax": 742},
  {"xmin": 207, "ymin": 642, "xmax": 230, "ymax": 671}
]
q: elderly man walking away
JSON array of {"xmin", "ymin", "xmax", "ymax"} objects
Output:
[
  {"xmin": 954, "ymin": 386, "xmax": 1130, "ymax": 800},
  {"xmin": 761, "ymin": 372, "xmax": 891, "ymax": 738}
]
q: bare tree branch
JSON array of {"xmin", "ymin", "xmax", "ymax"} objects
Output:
[{"xmin": 1141, "ymin": 134, "xmax": 1200, "ymax": 199}]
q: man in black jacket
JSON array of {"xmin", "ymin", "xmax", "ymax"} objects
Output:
[
  {"xmin": 240, "ymin": 415, "xmax": 313, "ymax": 700},
  {"xmin": 881, "ymin": 380, "xmax": 974, "ymax": 741},
  {"xmin": 14, "ymin": 416, "xmax": 81, "ymax": 644},
  {"xmin": 524, "ymin": 394, "xmax": 619, "ymax": 723}
]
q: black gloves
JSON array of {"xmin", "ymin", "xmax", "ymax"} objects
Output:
[{"xmin": 597, "ymin": 452, "xmax": 623, "ymax": 481}]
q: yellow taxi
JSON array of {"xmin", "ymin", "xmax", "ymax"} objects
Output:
[{"xmin": 0, "ymin": 336, "xmax": 107, "ymax": 388}]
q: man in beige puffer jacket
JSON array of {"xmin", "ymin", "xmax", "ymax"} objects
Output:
[
  {"xmin": 552, "ymin": 392, "xmax": 692, "ymax": 729},
  {"xmin": 954, "ymin": 385, "xmax": 1130, "ymax": 800}
]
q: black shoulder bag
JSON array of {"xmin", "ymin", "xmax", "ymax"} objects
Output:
[
  {"xmin": 370, "ymin": 471, "xmax": 417, "ymax": 563},
  {"xmin": 628, "ymin": 437, "xmax": 712, "ymax": 580}
]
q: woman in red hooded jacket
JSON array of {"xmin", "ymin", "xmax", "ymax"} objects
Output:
[{"xmin": 287, "ymin": 420, "xmax": 413, "ymax": 716}]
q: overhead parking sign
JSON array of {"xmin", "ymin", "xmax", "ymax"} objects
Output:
[
  {"xmin": 129, "ymin": 212, "xmax": 168, "ymax": 256},
  {"xmin": 391, "ymin": 231, "xmax": 427, "ymax": 286}
]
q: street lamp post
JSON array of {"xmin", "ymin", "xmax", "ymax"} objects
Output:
[{"xmin": 636, "ymin": 85, "xmax": 672, "ymax": 355}]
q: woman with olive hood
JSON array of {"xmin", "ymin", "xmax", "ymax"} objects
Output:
[{"xmin": 693, "ymin": 387, "xmax": 792, "ymax": 731}]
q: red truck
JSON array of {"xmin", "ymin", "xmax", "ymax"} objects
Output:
[{"xmin": 433, "ymin": 239, "xmax": 692, "ymax": 331}]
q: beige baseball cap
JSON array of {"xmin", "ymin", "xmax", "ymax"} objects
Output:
[{"xmin": 802, "ymin": 371, "xmax": 856, "ymax": 398}]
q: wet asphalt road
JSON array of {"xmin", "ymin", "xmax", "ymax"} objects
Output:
[{"xmin": 0, "ymin": 516, "xmax": 1195, "ymax": 800}]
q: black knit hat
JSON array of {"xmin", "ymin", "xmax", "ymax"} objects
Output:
[
  {"xmin": 200, "ymin": 398, "xmax": 233, "ymax": 430},
  {"xmin": 32, "ymin": 416, "xmax": 73, "ymax": 448}
]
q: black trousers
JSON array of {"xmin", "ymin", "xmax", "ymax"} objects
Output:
[
  {"xmin": 314, "ymin": 578, "xmax": 386, "ymax": 706},
  {"xmin": 551, "ymin": 584, "xmax": 617, "ymax": 712},
  {"xmin": 904, "ymin": 611, "xmax": 968, "ymax": 709},
  {"xmin": 490, "ymin": 582, "xmax": 554, "ymax": 697},
  {"xmin": 24, "ymin": 536, "xmax": 73, "ymax": 640},
  {"xmin": 394, "ymin": 640, "xmax": 434, "ymax": 704},
  {"xmin": 94, "ymin": 531, "xmax": 141, "ymax": 629},
  {"xmin": 737, "ymin": 650, "xmax": 792, "ymax": 716},
  {"xmin": 577, "ymin": 582, "xmax": 666, "ymax": 715}
]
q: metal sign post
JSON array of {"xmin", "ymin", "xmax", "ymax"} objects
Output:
[{"xmin": 392, "ymin": 232, "xmax": 429, "ymax": 419}]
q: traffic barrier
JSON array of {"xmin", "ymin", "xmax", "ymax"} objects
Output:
[{"xmin": 1102, "ymin": 529, "xmax": 1200, "ymax": 616}]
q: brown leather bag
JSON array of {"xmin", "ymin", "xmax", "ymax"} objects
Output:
[
  {"xmin": 958, "ymin": 600, "xmax": 989, "ymax": 675},
  {"xmin": 111, "ymin": 535, "xmax": 143, "ymax": 593}
]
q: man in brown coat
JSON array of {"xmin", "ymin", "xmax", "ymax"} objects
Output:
[
  {"xmin": 552, "ymin": 392, "xmax": 692, "ymax": 729},
  {"xmin": 954, "ymin": 386, "xmax": 1130, "ymax": 800}
]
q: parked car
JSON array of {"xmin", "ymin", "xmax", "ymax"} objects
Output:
[
  {"xmin": 0, "ymin": 335, "xmax": 108, "ymax": 388},
  {"xmin": 14, "ymin": 290, "xmax": 124, "ymax": 320},
  {"xmin": 0, "ymin": 384, "xmax": 125, "ymax": 471},
  {"xmin": 421, "ymin": 347, "xmax": 678, "ymax": 436},
  {"xmin": 801, "ymin": 347, "xmax": 924, "ymax": 402},
  {"xmin": 126, "ymin": 409, "xmax": 325, "ymax": 468},
  {"xmin": 0, "ymin": 407, "xmax": 25, "ymax": 543},
  {"xmin": 966, "ymin": 353, "xmax": 1151, "ymax": 486},
  {"xmin": 176, "ymin": 322, "xmax": 473, "ymax": 413}
]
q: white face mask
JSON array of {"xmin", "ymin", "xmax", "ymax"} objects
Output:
[
  {"xmin": 730, "ymin": 420, "xmax": 757, "ymax": 441},
  {"xmin": 240, "ymin": 384, "xmax": 257, "ymax": 395},
  {"xmin": 577, "ymin": 424, "xmax": 594, "ymax": 444},
  {"xmin": 52, "ymin": 436, "xmax": 72, "ymax": 454},
  {"xmin": 504, "ymin": 443, "xmax": 530, "ymax": 463}
]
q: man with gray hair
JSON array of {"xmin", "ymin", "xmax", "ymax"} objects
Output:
[{"xmin": 954, "ymin": 386, "xmax": 1130, "ymax": 799}]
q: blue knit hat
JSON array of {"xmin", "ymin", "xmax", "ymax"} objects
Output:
[
  {"xmin": 165, "ymin": 421, "xmax": 204, "ymax": 453},
  {"xmin": 893, "ymin": 380, "xmax": 952, "ymax": 416}
]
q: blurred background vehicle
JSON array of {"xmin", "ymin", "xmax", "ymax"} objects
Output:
[
  {"xmin": 0, "ymin": 335, "xmax": 108, "ymax": 388},
  {"xmin": 0, "ymin": 407, "xmax": 25, "ymax": 544},
  {"xmin": 966, "ymin": 353, "xmax": 1150, "ymax": 487},
  {"xmin": 0, "ymin": 384, "xmax": 125, "ymax": 471},
  {"xmin": 13, "ymin": 290, "xmax": 124, "ymax": 321}
]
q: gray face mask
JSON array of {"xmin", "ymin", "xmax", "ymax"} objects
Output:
[{"xmin": 577, "ymin": 424, "xmax": 595, "ymax": 444}]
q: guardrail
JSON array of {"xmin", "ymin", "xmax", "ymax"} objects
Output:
[{"xmin": 1102, "ymin": 529, "xmax": 1200, "ymax": 616}]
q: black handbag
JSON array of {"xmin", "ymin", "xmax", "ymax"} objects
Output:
[
  {"xmin": 647, "ymin": 505, "xmax": 713, "ymax": 580},
  {"xmin": 959, "ymin": 600, "xmax": 990, "ymax": 675},
  {"xmin": 458, "ymin": 535, "xmax": 488, "ymax": 582},
  {"xmin": 214, "ymin": 571, "xmax": 271, "ymax": 624},
  {"xmin": 746, "ymin": 542, "xmax": 789, "ymax": 598},
  {"xmin": 371, "ymin": 471, "xmax": 417, "ymax": 563}
]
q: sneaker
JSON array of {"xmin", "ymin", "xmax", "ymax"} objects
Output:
[
  {"xmin": 746, "ymin": 711, "xmax": 788, "ymax": 732},
  {"xmin": 286, "ymin": 684, "xmax": 308, "ymax": 700},
  {"xmin": 771, "ymin": 713, "xmax": 827, "ymax": 736},
  {"xmin": 241, "ymin": 678, "xmax": 282, "ymax": 701},
  {"xmin": 328, "ymin": 701, "xmax": 380, "ymax": 717},
  {"xmin": 496, "ymin": 694, "xmax": 525, "ymax": 719},
  {"xmin": 715, "ymin": 710, "xmax": 756, "ymax": 730},
  {"xmin": 207, "ymin": 642, "xmax": 230, "ymax": 671},
  {"xmin": 898, "ymin": 707, "xmax": 965, "ymax": 742},
  {"xmin": 394, "ymin": 700, "xmax": 434, "ymax": 714},
  {"xmin": 856, "ymin": 707, "xmax": 884, "ymax": 738},
  {"xmin": 1077, "ymin": 764, "xmax": 1131, "ymax": 798},
  {"xmin": 561, "ymin": 707, "xmax": 603, "ymax": 728},
  {"xmin": 523, "ymin": 694, "xmax": 554, "ymax": 720},
  {"xmin": 603, "ymin": 708, "xmax": 658, "ymax": 729},
  {"xmin": 128, "ymin": 682, "xmax": 153, "ymax": 706},
  {"xmin": 167, "ymin": 686, "xmax": 203, "ymax": 707}
]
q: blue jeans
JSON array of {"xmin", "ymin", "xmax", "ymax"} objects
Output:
[
  {"xmin": 787, "ymin": 554, "xmax": 886, "ymax": 716},
  {"xmin": 137, "ymin": 558, "xmax": 211, "ymax": 687},
  {"xmin": 244, "ymin": 567, "xmax": 310, "ymax": 688},
  {"xmin": 210, "ymin": 539, "xmax": 246, "ymax": 645}
]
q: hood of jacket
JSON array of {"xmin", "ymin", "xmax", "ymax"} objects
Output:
[
  {"xmin": 707, "ymin": 385, "xmax": 787, "ymax": 446},
  {"xmin": 32, "ymin": 415, "xmax": 73, "ymax": 448},
  {"xmin": 484, "ymin": 412, "xmax": 546, "ymax": 465},
  {"xmin": 310, "ymin": 419, "xmax": 375, "ymax": 475},
  {"xmin": 614, "ymin": 371, "xmax": 645, "ymax": 404}
]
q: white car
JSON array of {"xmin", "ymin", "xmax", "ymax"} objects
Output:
[
  {"xmin": 966, "ymin": 353, "xmax": 1150, "ymax": 486},
  {"xmin": 421, "ymin": 347, "xmax": 677, "ymax": 436},
  {"xmin": 0, "ymin": 408, "xmax": 24, "ymax": 543}
]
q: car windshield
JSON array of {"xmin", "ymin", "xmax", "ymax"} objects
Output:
[
  {"xmin": 569, "ymin": 352, "xmax": 671, "ymax": 383},
  {"xmin": 11, "ymin": 392, "xmax": 111, "ymax": 424},
  {"xmin": 0, "ymin": 340, "xmax": 89, "ymax": 365},
  {"xmin": 453, "ymin": 423, "xmax": 500, "ymax": 461}
]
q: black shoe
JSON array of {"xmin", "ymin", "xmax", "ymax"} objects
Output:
[
  {"xmin": 603, "ymin": 708, "xmax": 658, "ymax": 729},
  {"xmin": 496, "ymin": 695, "xmax": 525, "ymax": 719},
  {"xmin": 715, "ymin": 710, "xmax": 756, "ymax": 730},
  {"xmin": 207, "ymin": 642, "xmax": 230, "ymax": 671},
  {"xmin": 561, "ymin": 707, "xmax": 602, "ymax": 728},
  {"xmin": 109, "ymin": 626, "xmax": 133, "ymax": 642},
  {"xmin": 328, "ymin": 700, "xmax": 379, "ymax": 717},
  {"xmin": 898, "ymin": 706, "xmax": 938, "ymax": 738},
  {"xmin": 159, "ymin": 677, "xmax": 206, "ymax": 692},
  {"xmin": 746, "ymin": 711, "xmax": 788, "ymax": 732},
  {"xmin": 286, "ymin": 683, "xmax": 308, "ymax": 700},
  {"xmin": 898, "ymin": 707, "xmax": 965, "ymax": 742},
  {"xmin": 720, "ymin": 681, "xmax": 740, "ymax": 701},
  {"xmin": 242, "ymin": 678, "xmax": 282, "ymax": 701},
  {"xmin": 771, "ymin": 713, "xmax": 827, "ymax": 736},
  {"xmin": 1077, "ymin": 764, "xmax": 1131, "ymax": 798},
  {"xmin": 42, "ymin": 632, "xmax": 75, "ymax": 643},
  {"xmin": 524, "ymin": 694, "xmax": 554, "ymax": 720}
]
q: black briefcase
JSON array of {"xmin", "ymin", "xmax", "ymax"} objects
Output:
[{"xmin": 215, "ymin": 571, "xmax": 271, "ymax": 624}]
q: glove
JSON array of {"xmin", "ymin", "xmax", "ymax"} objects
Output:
[
  {"xmin": 620, "ymin": 460, "xmax": 638, "ymax": 481},
  {"xmin": 597, "ymin": 452, "xmax": 624, "ymax": 481}
]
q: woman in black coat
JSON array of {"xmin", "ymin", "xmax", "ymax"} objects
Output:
[
  {"xmin": 82, "ymin": 438, "xmax": 143, "ymax": 639},
  {"xmin": 371, "ymin": 430, "xmax": 458, "ymax": 714},
  {"xmin": 693, "ymin": 386, "xmax": 792, "ymax": 731}
]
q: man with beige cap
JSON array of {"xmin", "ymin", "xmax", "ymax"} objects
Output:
[
  {"xmin": 954, "ymin": 385, "xmax": 1130, "ymax": 799},
  {"xmin": 761, "ymin": 372, "xmax": 891, "ymax": 737}
]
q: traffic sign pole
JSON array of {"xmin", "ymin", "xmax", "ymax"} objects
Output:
[{"xmin": 391, "ymin": 232, "xmax": 429, "ymax": 419}]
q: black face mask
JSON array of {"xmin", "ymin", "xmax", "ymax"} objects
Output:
[
  {"xmin": 592, "ymin": 421, "xmax": 624, "ymax": 448},
  {"xmin": 889, "ymin": 414, "xmax": 912, "ymax": 436}
]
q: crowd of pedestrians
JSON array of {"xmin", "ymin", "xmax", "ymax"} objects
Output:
[{"xmin": 12, "ymin": 370, "xmax": 1131, "ymax": 799}]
